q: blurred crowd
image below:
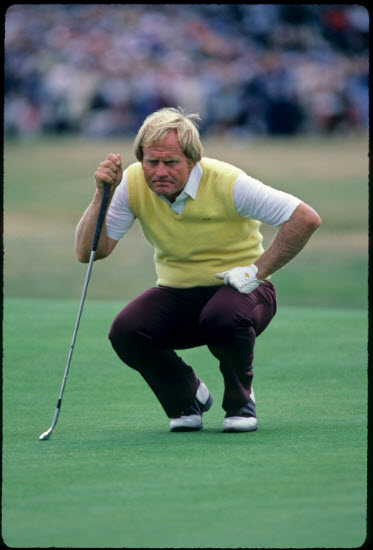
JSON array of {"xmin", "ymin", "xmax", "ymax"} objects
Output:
[{"xmin": 4, "ymin": 4, "xmax": 369, "ymax": 138}]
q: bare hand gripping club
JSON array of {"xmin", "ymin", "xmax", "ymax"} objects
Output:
[{"xmin": 39, "ymin": 184, "xmax": 111, "ymax": 441}]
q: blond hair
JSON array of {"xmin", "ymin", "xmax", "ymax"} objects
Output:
[{"xmin": 134, "ymin": 107, "xmax": 203, "ymax": 163}]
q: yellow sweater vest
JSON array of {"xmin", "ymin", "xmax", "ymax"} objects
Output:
[{"xmin": 127, "ymin": 157, "xmax": 264, "ymax": 288}]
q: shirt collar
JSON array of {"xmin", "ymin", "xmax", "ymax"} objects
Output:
[{"xmin": 181, "ymin": 162, "xmax": 202, "ymax": 200}]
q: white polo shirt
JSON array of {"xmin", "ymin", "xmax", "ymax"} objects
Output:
[{"xmin": 106, "ymin": 162, "xmax": 301, "ymax": 241}]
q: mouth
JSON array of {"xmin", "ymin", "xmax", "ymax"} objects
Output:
[{"xmin": 153, "ymin": 180, "xmax": 173, "ymax": 187}]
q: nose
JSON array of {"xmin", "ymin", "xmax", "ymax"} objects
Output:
[{"xmin": 155, "ymin": 162, "xmax": 168, "ymax": 177}]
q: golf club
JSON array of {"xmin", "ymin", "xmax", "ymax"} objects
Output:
[{"xmin": 39, "ymin": 184, "xmax": 111, "ymax": 441}]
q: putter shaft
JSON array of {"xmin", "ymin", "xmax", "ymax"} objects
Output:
[{"xmin": 39, "ymin": 185, "xmax": 110, "ymax": 441}]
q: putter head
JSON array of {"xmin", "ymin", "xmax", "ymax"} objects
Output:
[
  {"xmin": 39, "ymin": 429, "xmax": 52, "ymax": 441},
  {"xmin": 39, "ymin": 409, "xmax": 60, "ymax": 441}
]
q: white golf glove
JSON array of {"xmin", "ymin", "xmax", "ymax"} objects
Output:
[{"xmin": 215, "ymin": 264, "xmax": 262, "ymax": 294}]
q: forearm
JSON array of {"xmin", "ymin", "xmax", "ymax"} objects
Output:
[
  {"xmin": 75, "ymin": 189, "xmax": 111, "ymax": 262},
  {"xmin": 76, "ymin": 152, "xmax": 123, "ymax": 262},
  {"xmin": 255, "ymin": 202, "xmax": 321, "ymax": 280}
]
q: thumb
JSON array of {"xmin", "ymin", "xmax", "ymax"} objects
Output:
[{"xmin": 215, "ymin": 271, "xmax": 228, "ymax": 279}]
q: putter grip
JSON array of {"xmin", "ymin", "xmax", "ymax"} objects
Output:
[{"xmin": 92, "ymin": 184, "xmax": 110, "ymax": 252}]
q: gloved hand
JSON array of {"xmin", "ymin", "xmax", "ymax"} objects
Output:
[{"xmin": 215, "ymin": 264, "xmax": 263, "ymax": 294}]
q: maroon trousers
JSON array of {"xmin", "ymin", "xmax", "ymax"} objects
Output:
[{"xmin": 108, "ymin": 281, "xmax": 277, "ymax": 418}]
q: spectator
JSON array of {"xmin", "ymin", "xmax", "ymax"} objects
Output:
[{"xmin": 4, "ymin": 4, "xmax": 369, "ymax": 138}]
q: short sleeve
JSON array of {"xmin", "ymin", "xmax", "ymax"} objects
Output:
[
  {"xmin": 105, "ymin": 170, "xmax": 136, "ymax": 240},
  {"xmin": 233, "ymin": 173, "xmax": 302, "ymax": 226}
]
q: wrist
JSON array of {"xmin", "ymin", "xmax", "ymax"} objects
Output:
[
  {"xmin": 93, "ymin": 186, "xmax": 112, "ymax": 205},
  {"xmin": 252, "ymin": 263, "xmax": 267, "ymax": 281}
]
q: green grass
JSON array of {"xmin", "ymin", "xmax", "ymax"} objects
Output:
[
  {"xmin": 3, "ymin": 135, "xmax": 368, "ymax": 547},
  {"xmin": 2, "ymin": 297, "xmax": 367, "ymax": 548}
]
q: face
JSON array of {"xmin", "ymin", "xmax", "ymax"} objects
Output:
[{"xmin": 142, "ymin": 130, "xmax": 196, "ymax": 203}]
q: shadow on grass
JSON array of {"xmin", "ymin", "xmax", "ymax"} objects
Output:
[{"xmin": 68, "ymin": 417, "xmax": 335, "ymax": 448}]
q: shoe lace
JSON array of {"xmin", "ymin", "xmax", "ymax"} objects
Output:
[{"xmin": 180, "ymin": 398, "xmax": 202, "ymax": 416}]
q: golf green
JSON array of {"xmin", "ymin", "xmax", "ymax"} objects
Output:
[{"xmin": 2, "ymin": 297, "xmax": 367, "ymax": 548}]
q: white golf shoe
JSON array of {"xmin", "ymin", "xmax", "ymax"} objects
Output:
[
  {"xmin": 222, "ymin": 389, "xmax": 257, "ymax": 432},
  {"xmin": 169, "ymin": 379, "xmax": 213, "ymax": 432}
]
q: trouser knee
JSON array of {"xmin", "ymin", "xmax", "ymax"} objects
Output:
[
  {"xmin": 108, "ymin": 317, "xmax": 125, "ymax": 351},
  {"xmin": 108, "ymin": 316, "xmax": 141, "ymax": 363}
]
